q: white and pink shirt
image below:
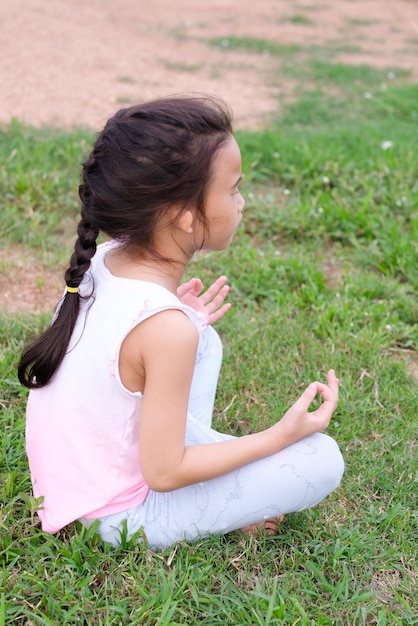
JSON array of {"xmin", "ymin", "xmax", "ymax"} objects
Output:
[{"xmin": 26, "ymin": 241, "xmax": 206, "ymax": 533}]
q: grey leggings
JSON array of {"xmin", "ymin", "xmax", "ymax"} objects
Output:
[{"xmin": 81, "ymin": 326, "xmax": 344, "ymax": 550}]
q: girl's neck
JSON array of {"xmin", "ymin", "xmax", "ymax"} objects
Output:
[{"xmin": 105, "ymin": 247, "xmax": 186, "ymax": 294}]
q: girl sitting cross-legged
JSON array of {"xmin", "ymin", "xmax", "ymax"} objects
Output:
[{"xmin": 18, "ymin": 95, "xmax": 344, "ymax": 550}]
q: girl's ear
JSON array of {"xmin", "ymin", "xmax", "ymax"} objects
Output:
[{"xmin": 176, "ymin": 209, "xmax": 194, "ymax": 234}]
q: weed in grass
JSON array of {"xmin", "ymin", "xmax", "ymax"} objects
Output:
[
  {"xmin": 167, "ymin": 25, "xmax": 189, "ymax": 43},
  {"xmin": 116, "ymin": 96, "xmax": 135, "ymax": 105},
  {"xmin": 346, "ymin": 18, "xmax": 379, "ymax": 27},
  {"xmin": 307, "ymin": 59, "xmax": 394, "ymax": 85},
  {"xmin": 116, "ymin": 75, "xmax": 136, "ymax": 84},
  {"xmin": 297, "ymin": 3, "xmax": 326, "ymax": 9},
  {"xmin": 281, "ymin": 14, "xmax": 314, "ymax": 26},
  {"xmin": 324, "ymin": 42, "xmax": 364, "ymax": 55},
  {"xmin": 207, "ymin": 36, "xmax": 300, "ymax": 56},
  {"xmin": 159, "ymin": 59, "xmax": 203, "ymax": 72},
  {"xmin": 399, "ymin": 46, "xmax": 418, "ymax": 56}
]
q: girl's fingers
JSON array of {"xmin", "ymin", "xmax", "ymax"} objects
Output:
[
  {"xmin": 313, "ymin": 381, "xmax": 337, "ymax": 403},
  {"xmin": 303, "ymin": 378, "xmax": 338, "ymax": 411},
  {"xmin": 207, "ymin": 285, "xmax": 230, "ymax": 311},
  {"xmin": 314, "ymin": 382, "xmax": 338, "ymax": 418},
  {"xmin": 293, "ymin": 383, "xmax": 319, "ymax": 412},
  {"xmin": 177, "ymin": 277, "xmax": 202, "ymax": 299},
  {"xmin": 295, "ymin": 372, "xmax": 339, "ymax": 410},
  {"xmin": 199, "ymin": 276, "xmax": 228, "ymax": 304},
  {"xmin": 207, "ymin": 302, "xmax": 231, "ymax": 324},
  {"xmin": 189, "ymin": 278, "xmax": 203, "ymax": 296},
  {"xmin": 327, "ymin": 369, "xmax": 339, "ymax": 390}
]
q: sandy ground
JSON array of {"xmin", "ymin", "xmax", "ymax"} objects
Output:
[
  {"xmin": 1, "ymin": 0, "xmax": 418, "ymax": 313},
  {"xmin": 2, "ymin": 0, "xmax": 418, "ymax": 131}
]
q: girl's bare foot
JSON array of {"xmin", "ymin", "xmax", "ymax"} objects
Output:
[{"xmin": 240, "ymin": 515, "xmax": 284, "ymax": 536}]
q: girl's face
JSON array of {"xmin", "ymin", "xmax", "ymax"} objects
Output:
[{"xmin": 198, "ymin": 135, "xmax": 245, "ymax": 251}]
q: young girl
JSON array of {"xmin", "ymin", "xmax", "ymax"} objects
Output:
[{"xmin": 18, "ymin": 96, "xmax": 344, "ymax": 550}]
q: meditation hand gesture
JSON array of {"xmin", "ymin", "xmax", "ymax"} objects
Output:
[
  {"xmin": 177, "ymin": 276, "xmax": 231, "ymax": 325},
  {"xmin": 271, "ymin": 370, "xmax": 340, "ymax": 445}
]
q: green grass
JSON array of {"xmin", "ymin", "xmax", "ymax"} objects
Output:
[
  {"xmin": 1, "ymin": 62, "xmax": 418, "ymax": 624},
  {"xmin": 207, "ymin": 36, "xmax": 300, "ymax": 56},
  {"xmin": 0, "ymin": 120, "xmax": 91, "ymax": 261},
  {"xmin": 346, "ymin": 18, "xmax": 379, "ymax": 27},
  {"xmin": 281, "ymin": 14, "xmax": 314, "ymax": 26},
  {"xmin": 159, "ymin": 60, "xmax": 203, "ymax": 73}
]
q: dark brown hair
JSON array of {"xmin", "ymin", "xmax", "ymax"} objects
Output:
[{"xmin": 18, "ymin": 96, "xmax": 233, "ymax": 388}]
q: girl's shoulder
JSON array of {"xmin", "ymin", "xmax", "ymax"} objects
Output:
[{"xmin": 88, "ymin": 240, "xmax": 208, "ymax": 332}]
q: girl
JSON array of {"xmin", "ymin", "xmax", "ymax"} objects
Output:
[{"xmin": 18, "ymin": 96, "xmax": 344, "ymax": 550}]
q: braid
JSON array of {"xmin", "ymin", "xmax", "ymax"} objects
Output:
[
  {"xmin": 65, "ymin": 199, "xmax": 99, "ymax": 290},
  {"xmin": 18, "ymin": 194, "xmax": 99, "ymax": 389}
]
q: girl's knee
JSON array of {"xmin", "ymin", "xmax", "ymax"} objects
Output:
[{"xmin": 313, "ymin": 432, "xmax": 344, "ymax": 493}]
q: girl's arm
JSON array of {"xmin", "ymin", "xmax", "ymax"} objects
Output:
[{"xmin": 131, "ymin": 310, "xmax": 339, "ymax": 492}]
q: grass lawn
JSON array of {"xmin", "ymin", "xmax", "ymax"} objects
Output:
[{"xmin": 1, "ymin": 56, "xmax": 417, "ymax": 624}]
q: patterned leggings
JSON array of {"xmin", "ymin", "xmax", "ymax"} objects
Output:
[{"xmin": 82, "ymin": 326, "xmax": 344, "ymax": 550}]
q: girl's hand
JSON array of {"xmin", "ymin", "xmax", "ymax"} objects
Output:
[
  {"xmin": 177, "ymin": 276, "xmax": 231, "ymax": 325},
  {"xmin": 272, "ymin": 370, "xmax": 339, "ymax": 445}
]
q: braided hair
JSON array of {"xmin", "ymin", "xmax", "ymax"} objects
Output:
[{"xmin": 18, "ymin": 95, "xmax": 233, "ymax": 388}]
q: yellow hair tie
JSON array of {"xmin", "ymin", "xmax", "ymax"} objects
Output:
[{"xmin": 66, "ymin": 286, "xmax": 79, "ymax": 294}]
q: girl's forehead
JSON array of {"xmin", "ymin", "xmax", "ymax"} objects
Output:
[{"xmin": 215, "ymin": 136, "xmax": 242, "ymax": 166}]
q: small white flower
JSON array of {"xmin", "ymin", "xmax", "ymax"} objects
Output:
[
  {"xmin": 364, "ymin": 92, "xmax": 373, "ymax": 99},
  {"xmin": 273, "ymin": 152, "xmax": 280, "ymax": 158},
  {"xmin": 385, "ymin": 324, "xmax": 392, "ymax": 331},
  {"xmin": 283, "ymin": 188, "xmax": 290, "ymax": 195},
  {"xmin": 322, "ymin": 176, "xmax": 330, "ymax": 184},
  {"xmin": 381, "ymin": 140, "xmax": 394, "ymax": 150},
  {"xmin": 317, "ymin": 206, "xmax": 324, "ymax": 214}
]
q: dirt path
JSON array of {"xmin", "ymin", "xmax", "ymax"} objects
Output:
[
  {"xmin": 2, "ymin": 0, "xmax": 417, "ymax": 130},
  {"xmin": 1, "ymin": 0, "xmax": 418, "ymax": 313}
]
